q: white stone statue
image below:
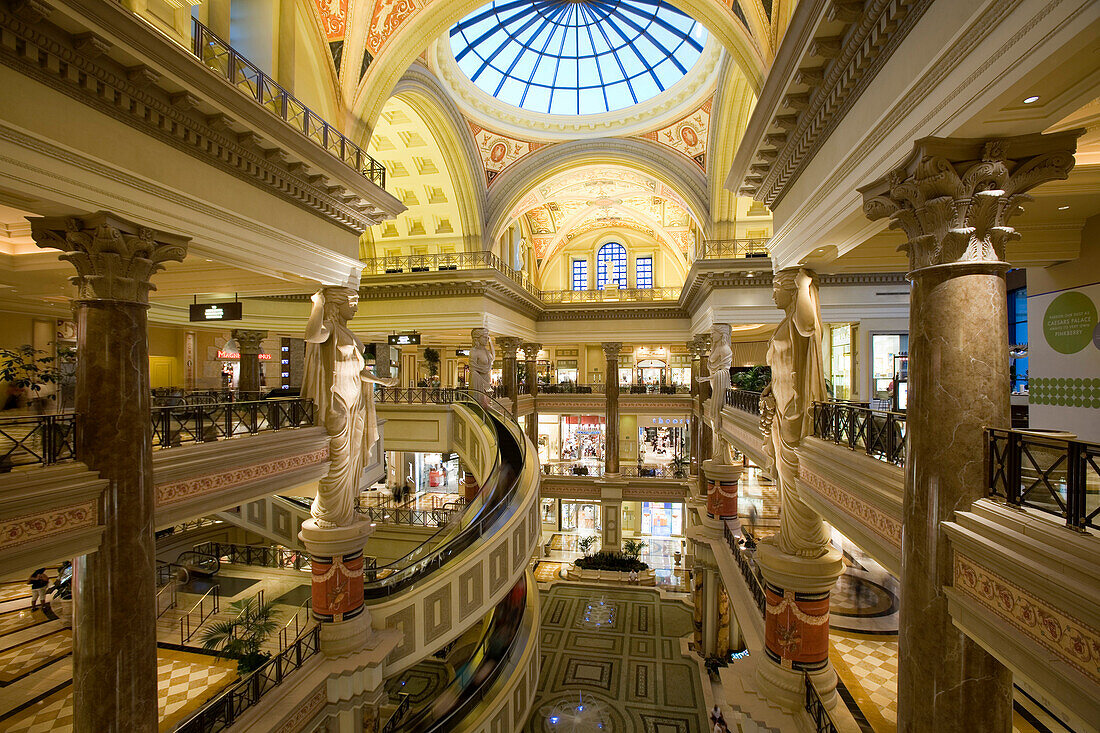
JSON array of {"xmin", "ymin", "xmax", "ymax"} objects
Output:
[
  {"xmin": 699, "ymin": 324, "xmax": 734, "ymax": 464},
  {"xmin": 303, "ymin": 287, "xmax": 397, "ymax": 527},
  {"xmin": 761, "ymin": 269, "xmax": 830, "ymax": 557},
  {"xmin": 469, "ymin": 328, "xmax": 495, "ymax": 407}
]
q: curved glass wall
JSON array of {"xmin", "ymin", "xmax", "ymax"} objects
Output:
[{"xmin": 450, "ymin": 0, "xmax": 706, "ymax": 115}]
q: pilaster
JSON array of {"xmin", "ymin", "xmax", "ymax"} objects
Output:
[{"xmin": 602, "ymin": 342, "xmax": 622, "ymax": 475}]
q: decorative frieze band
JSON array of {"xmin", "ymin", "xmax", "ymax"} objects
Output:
[
  {"xmin": 953, "ymin": 553, "xmax": 1100, "ymax": 686},
  {"xmin": 0, "ymin": 500, "xmax": 98, "ymax": 551},
  {"xmin": 156, "ymin": 448, "xmax": 329, "ymax": 506},
  {"xmin": 798, "ymin": 463, "xmax": 902, "ymax": 549}
]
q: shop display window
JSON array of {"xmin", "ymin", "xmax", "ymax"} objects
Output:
[
  {"xmin": 872, "ymin": 333, "xmax": 908, "ymax": 399},
  {"xmin": 829, "ymin": 324, "xmax": 852, "ymax": 400},
  {"xmin": 641, "ymin": 502, "xmax": 683, "ymax": 537}
]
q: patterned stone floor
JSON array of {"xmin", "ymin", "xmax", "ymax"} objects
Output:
[
  {"xmin": 0, "ymin": 648, "xmax": 237, "ymax": 732},
  {"xmin": 522, "ymin": 584, "xmax": 708, "ymax": 733},
  {"xmin": 830, "ymin": 631, "xmax": 898, "ymax": 732}
]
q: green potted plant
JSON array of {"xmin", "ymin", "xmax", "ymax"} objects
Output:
[
  {"xmin": 0, "ymin": 345, "xmax": 63, "ymax": 413},
  {"xmin": 622, "ymin": 538, "xmax": 647, "ymax": 561},
  {"xmin": 422, "ymin": 347, "xmax": 440, "ymax": 386},
  {"xmin": 577, "ymin": 535, "xmax": 598, "ymax": 557},
  {"xmin": 731, "ymin": 365, "xmax": 771, "ymax": 392},
  {"xmin": 199, "ymin": 596, "xmax": 280, "ymax": 674},
  {"xmin": 669, "ymin": 453, "xmax": 688, "ymax": 478}
]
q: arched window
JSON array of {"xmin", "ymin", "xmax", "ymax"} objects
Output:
[{"xmin": 596, "ymin": 242, "xmax": 627, "ymax": 289}]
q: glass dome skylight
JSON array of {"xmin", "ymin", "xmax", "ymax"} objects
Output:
[{"xmin": 450, "ymin": 0, "xmax": 707, "ymax": 116}]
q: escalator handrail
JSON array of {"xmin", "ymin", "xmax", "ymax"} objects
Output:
[{"xmin": 363, "ymin": 389, "xmax": 527, "ymax": 599}]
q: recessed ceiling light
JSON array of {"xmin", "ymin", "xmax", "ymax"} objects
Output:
[
  {"xmin": 1058, "ymin": 205, "xmax": 1070, "ymax": 210},
  {"xmin": 1023, "ymin": 95, "xmax": 1040, "ymax": 104}
]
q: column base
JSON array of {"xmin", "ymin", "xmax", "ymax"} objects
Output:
[
  {"xmin": 300, "ymin": 518, "xmax": 376, "ymax": 658},
  {"xmin": 755, "ymin": 541, "xmax": 844, "ymax": 711}
]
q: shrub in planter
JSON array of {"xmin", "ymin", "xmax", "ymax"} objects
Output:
[{"xmin": 575, "ymin": 550, "xmax": 648, "ymax": 573}]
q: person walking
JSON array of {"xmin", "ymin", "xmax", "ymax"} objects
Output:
[{"xmin": 28, "ymin": 568, "xmax": 49, "ymax": 611}]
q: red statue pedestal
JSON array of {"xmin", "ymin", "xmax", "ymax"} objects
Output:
[
  {"xmin": 299, "ymin": 518, "xmax": 375, "ymax": 657},
  {"xmin": 702, "ymin": 459, "xmax": 742, "ymax": 524}
]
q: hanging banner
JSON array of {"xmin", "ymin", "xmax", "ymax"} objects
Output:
[{"xmin": 1027, "ymin": 282, "xmax": 1100, "ymax": 441}]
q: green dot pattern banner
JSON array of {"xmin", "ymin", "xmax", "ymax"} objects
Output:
[{"xmin": 1029, "ymin": 377, "xmax": 1100, "ymax": 408}]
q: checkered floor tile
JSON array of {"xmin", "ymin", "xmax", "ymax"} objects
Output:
[
  {"xmin": 0, "ymin": 584, "xmax": 31, "ymax": 603},
  {"xmin": 0, "ymin": 609, "xmax": 50, "ymax": 637},
  {"xmin": 0, "ymin": 651, "xmax": 237, "ymax": 732},
  {"xmin": 534, "ymin": 562, "xmax": 566, "ymax": 582},
  {"xmin": 830, "ymin": 632, "xmax": 898, "ymax": 729},
  {"xmin": 0, "ymin": 631, "xmax": 70, "ymax": 683}
]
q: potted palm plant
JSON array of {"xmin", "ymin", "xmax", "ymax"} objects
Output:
[
  {"xmin": 0, "ymin": 345, "xmax": 63, "ymax": 413},
  {"xmin": 577, "ymin": 535, "xmax": 598, "ymax": 557},
  {"xmin": 199, "ymin": 596, "xmax": 280, "ymax": 673},
  {"xmin": 622, "ymin": 538, "xmax": 647, "ymax": 561}
]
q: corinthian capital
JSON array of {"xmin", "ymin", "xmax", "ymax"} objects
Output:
[
  {"xmin": 30, "ymin": 212, "xmax": 189, "ymax": 304},
  {"xmin": 602, "ymin": 342, "xmax": 623, "ymax": 360},
  {"xmin": 232, "ymin": 329, "xmax": 268, "ymax": 353},
  {"xmin": 859, "ymin": 131, "xmax": 1081, "ymax": 275},
  {"xmin": 495, "ymin": 336, "xmax": 523, "ymax": 357},
  {"xmin": 522, "ymin": 343, "xmax": 542, "ymax": 360}
]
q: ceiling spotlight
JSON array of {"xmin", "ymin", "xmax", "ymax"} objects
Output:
[
  {"xmin": 1058, "ymin": 205, "xmax": 1070, "ymax": 211},
  {"xmin": 746, "ymin": 271, "xmax": 755, "ymax": 278},
  {"xmin": 1023, "ymin": 95, "xmax": 1040, "ymax": 104}
]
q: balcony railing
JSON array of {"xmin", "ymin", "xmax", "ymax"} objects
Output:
[
  {"xmin": 624, "ymin": 384, "xmax": 691, "ymax": 395},
  {"xmin": 358, "ymin": 505, "xmax": 462, "ymax": 527},
  {"xmin": 537, "ymin": 383, "xmax": 604, "ymax": 394},
  {"xmin": 359, "ymin": 251, "xmax": 535, "ymax": 292},
  {"xmin": 620, "ymin": 464, "xmax": 690, "ymax": 480},
  {"xmin": 986, "ymin": 428, "xmax": 1100, "ymax": 532},
  {"xmin": 725, "ymin": 388, "xmax": 763, "ymax": 415},
  {"xmin": 540, "ymin": 287, "xmax": 681, "ymax": 304},
  {"xmin": 542, "ymin": 462, "xmax": 605, "ymax": 477},
  {"xmin": 805, "ymin": 673, "xmax": 839, "ymax": 733},
  {"xmin": 152, "ymin": 397, "xmax": 315, "ymax": 448},
  {"xmin": 189, "ymin": 18, "xmax": 385, "ymax": 189},
  {"xmin": 0, "ymin": 413, "xmax": 75, "ymax": 469},
  {"xmin": 697, "ymin": 239, "xmax": 770, "ymax": 260},
  {"xmin": 176, "ymin": 624, "xmax": 321, "ymax": 733},
  {"xmin": 723, "ymin": 523, "xmax": 766, "ymax": 616},
  {"xmin": 812, "ymin": 401, "xmax": 906, "ymax": 466},
  {"xmin": 195, "ymin": 541, "xmax": 311, "ymax": 571}
]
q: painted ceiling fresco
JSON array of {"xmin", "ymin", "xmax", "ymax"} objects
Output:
[
  {"xmin": 468, "ymin": 122, "xmax": 546, "ymax": 186},
  {"xmin": 638, "ymin": 99, "xmax": 711, "ymax": 171}
]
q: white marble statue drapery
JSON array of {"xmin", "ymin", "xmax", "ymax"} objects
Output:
[
  {"xmin": 761, "ymin": 269, "xmax": 831, "ymax": 557},
  {"xmin": 469, "ymin": 328, "xmax": 495, "ymax": 407},
  {"xmin": 700, "ymin": 324, "xmax": 734, "ymax": 464},
  {"xmin": 303, "ymin": 287, "xmax": 397, "ymax": 527}
]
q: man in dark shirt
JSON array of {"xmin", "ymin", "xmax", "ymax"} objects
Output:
[{"xmin": 28, "ymin": 568, "xmax": 49, "ymax": 611}]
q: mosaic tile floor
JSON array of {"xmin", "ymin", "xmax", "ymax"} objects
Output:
[
  {"xmin": 0, "ymin": 630, "xmax": 70, "ymax": 685},
  {"xmin": 534, "ymin": 561, "xmax": 566, "ymax": 582},
  {"xmin": 830, "ymin": 631, "xmax": 898, "ymax": 731},
  {"xmin": 522, "ymin": 584, "xmax": 708, "ymax": 732},
  {"xmin": 0, "ymin": 584, "xmax": 31, "ymax": 603},
  {"xmin": 0, "ymin": 648, "xmax": 238, "ymax": 733}
]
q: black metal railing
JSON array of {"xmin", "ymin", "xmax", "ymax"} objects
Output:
[
  {"xmin": 725, "ymin": 388, "xmax": 762, "ymax": 415},
  {"xmin": 805, "ymin": 673, "xmax": 839, "ymax": 733},
  {"xmin": 382, "ymin": 692, "xmax": 411, "ymax": 733},
  {"xmin": 537, "ymin": 383, "xmax": 604, "ymax": 394},
  {"xmin": 376, "ymin": 386, "xmax": 463, "ymax": 404},
  {"xmin": 986, "ymin": 428, "xmax": 1100, "ymax": 532},
  {"xmin": 179, "ymin": 585, "xmax": 220, "ymax": 645},
  {"xmin": 698, "ymin": 238, "xmax": 770, "ymax": 260},
  {"xmin": 812, "ymin": 401, "xmax": 906, "ymax": 466},
  {"xmin": 358, "ymin": 505, "xmax": 460, "ymax": 527},
  {"xmin": 176, "ymin": 624, "xmax": 321, "ymax": 733},
  {"xmin": 194, "ymin": 541, "xmax": 312, "ymax": 571},
  {"xmin": 151, "ymin": 397, "xmax": 314, "ymax": 448},
  {"xmin": 0, "ymin": 413, "xmax": 75, "ymax": 469},
  {"xmin": 624, "ymin": 384, "xmax": 691, "ymax": 394},
  {"xmin": 189, "ymin": 18, "xmax": 385, "ymax": 188},
  {"xmin": 724, "ymin": 523, "xmax": 766, "ymax": 616},
  {"xmin": 620, "ymin": 464, "xmax": 690, "ymax": 480},
  {"xmin": 542, "ymin": 462, "xmax": 604, "ymax": 477}
]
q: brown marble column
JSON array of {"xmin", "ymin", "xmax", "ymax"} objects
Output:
[
  {"xmin": 232, "ymin": 328, "xmax": 267, "ymax": 399},
  {"xmin": 31, "ymin": 213, "xmax": 188, "ymax": 733},
  {"xmin": 696, "ymin": 335, "xmax": 712, "ymax": 499},
  {"xmin": 602, "ymin": 342, "xmax": 622, "ymax": 474},
  {"xmin": 688, "ymin": 339, "xmax": 701, "ymax": 476},
  {"xmin": 496, "ymin": 336, "xmax": 523, "ymax": 414},
  {"xmin": 523, "ymin": 342, "xmax": 541, "ymax": 445},
  {"xmin": 860, "ymin": 132, "xmax": 1080, "ymax": 733}
]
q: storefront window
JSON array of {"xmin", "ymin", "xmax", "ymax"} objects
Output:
[
  {"xmin": 561, "ymin": 501, "xmax": 601, "ymax": 532},
  {"xmin": 830, "ymin": 324, "xmax": 852, "ymax": 400},
  {"xmin": 670, "ymin": 366, "xmax": 690, "ymax": 386},
  {"xmin": 641, "ymin": 502, "xmax": 683, "ymax": 536},
  {"xmin": 871, "ymin": 334, "xmax": 908, "ymax": 399},
  {"xmin": 561, "ymin": 415, "xmax": 604, "ymax": 465}
]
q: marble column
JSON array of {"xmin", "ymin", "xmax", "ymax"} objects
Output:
[
  {"xmin": 373, "ymin": 342, "xmax": 394, "ymax": 379},
  {"xmin": 463, "ymin": 471, "xmax": 480, "ymax": 503},
  {"xmin": 31, "ymin": 212, "xmax": 188, "ymax": 733},
  {"xmin": 696, "ymin": 336, "xmax": 712, "ymax": 500},
  {"xmin": 602, "ymin": 342, "xmax": 622, "ymax": 474},
  {"xmin": 860, "ymin": 132, "xmax": 1079, "ymax": 733},
  {"xmin": 523, "ymin": 342, "xmax": 541, "ymax": 445},
  {"xmin": 496, "ymin": 336, "xmax": 523, "ymax": 414},
  {"xmin": 232, "ymin": 328, "xmax": 267, "ymax": 398},
  {"xmin": 688, "ymin": 339, "xmax": 701, "ymax": 476}
]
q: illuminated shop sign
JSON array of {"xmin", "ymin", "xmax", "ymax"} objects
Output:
[
  {"xmin": 388, "ymin": 333, "xmax": 421, "ymax": 345},
  {"xmin": 189, "ymin": 302, "xmax": 243, "ymax": 322},
  {"xmin": 217, "ymin": 350, "xmax": 273, "ymax": 361}
]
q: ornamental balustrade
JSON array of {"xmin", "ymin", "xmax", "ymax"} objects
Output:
[
  {"xmin": 725, "ymin": 388, "xmax": 763, "ymax": 415},
  {"xmin": 723, "ymin": 523, "xmax": 766, "ymax": 616},
  {"xmin": 189, "ymin": 19, "xmax": 385, "ymax": 189},
  {"xmin": 0, "ymin": 413, "xmax": 74, "ymax": 468},
  {"xmin": 811, "ymin": 401, "xmax": 906, "ymax": 466},
  {"xmin": 697, "ymin": 239, "xmax": 771, "ymax": 260},
  {"xmin": 539, "ymin": 287, "xmax": 681, "ymax": 303},
  {"xmin": 537, "ymin": 383, "xmax": 604, "ymax": 394},
  {"xmin": 986, "ymin": 428, "xmax": 1100, "ymax": 532}
]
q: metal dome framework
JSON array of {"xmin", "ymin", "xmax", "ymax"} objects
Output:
[{"xmin": 450, "ymin": 0, "xmax": 706, "ymax": 116}]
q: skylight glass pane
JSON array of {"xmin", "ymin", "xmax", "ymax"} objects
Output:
[{"xmin": 450, "ymin": 0, "xmax": 706, "ymax": 116}]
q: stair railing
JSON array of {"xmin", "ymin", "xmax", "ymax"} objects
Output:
[{"xmin": 179, "ymin": 585, "xmax": 220, "ymax": 645}]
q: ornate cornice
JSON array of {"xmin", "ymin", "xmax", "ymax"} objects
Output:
[
  {"xmin": 860, "ymin": 133, "xmax": 1081, "ymax": 275},
  {"xmin": 0, "ymin": 7, "xmax": 390, "ymax": 233},
  {"xmin": 734, "ymin": 0, "xmax": 933, "ymax": 207}
]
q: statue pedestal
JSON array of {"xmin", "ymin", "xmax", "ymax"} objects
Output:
[
  {"xmin": 755, "ymin": 541, "xmax": 844, "ymax": 711},
  {"xmin": 702, "ymin": 459, "xmax": 742, "ymax": 530},
  {"xmin": 299, "ymin": 518, "xmax": 376, "ymax": 658}
]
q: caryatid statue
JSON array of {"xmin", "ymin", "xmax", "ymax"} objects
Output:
[
  {"xmin": 303, "ymin": 287, "xmax": 398, "ymax": 527},
  {"xmin": 760, "ymin": 268, "xmax": 831, "ymax": 557},
  {"xmin": 469, "ymin": 328, "xmax": 495, "ymax": 407},
  {"xmin": 699, "ymin": 324, "xmax": 735, "ymax": 464}
]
